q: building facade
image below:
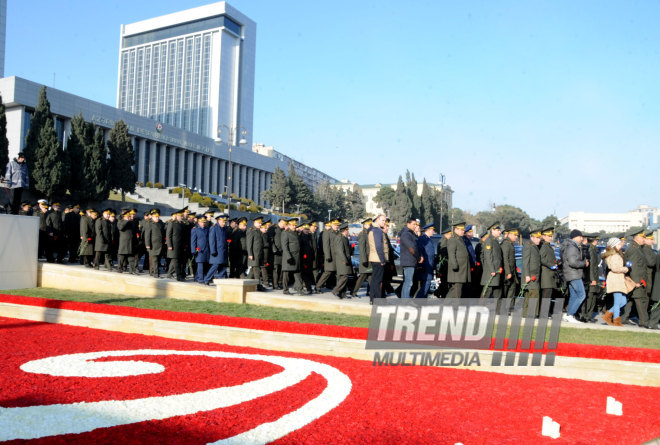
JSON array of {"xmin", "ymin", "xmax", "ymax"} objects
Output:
[
  {"xmin": 117, "ymin": 2, "xmax": 255, "ymax": 144},
  {"xmin": 1, "ymin": 77, "xmax": 279, "ymax": 205},
  {"xmin": 560, "ymin": 205, "xmax": 660, "ymax": 233},
  {"xmin": 252, "ymin": 143, "xmax": 337, "ymax": 190}
]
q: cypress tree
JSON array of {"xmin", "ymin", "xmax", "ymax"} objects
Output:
[
  {"xmin": 107, "ymin": 120, "xmax": 136, "ymax": 204},
  {"xmin": 373, "ymin": 185, "xmax": 395, "ymax": 215},
  {"xmin": 261, "ymin": 166, "xmax": 290, "ymax": 212},
  {"xmin": 287, "ymin": 163, "xmax": 314, "ymax": 215},
  {"xmin": 408, "ymin": 172, "xmax": 420, "ymax": 219},
  {"xmin": 0, "ymin": 95, "xmax": 9, "ymax": 172},
  {"xmin": 390, "ymin": 175, "xmax": 412, "ymax": 232},
  {"xmin": 24, "ymin": 87, "xmax": 52, "ymax": 192},
  {"xmin": 85, "ymin": 125, "xmax": 110, "ymax": 202},
  {"xmin": 31, "ymin": 114, "xmax": 68, "ymax": 200},
  {"xmin": 346, "ymin": 186, "xmax": 366, "ymax": 222},
  {"xmin": 66, "ymin": 114, "xmax": 88, "ymax": 203},
  {"xmin": 420, "ymin": 179, "xmax": 436, "ymax": 226}
]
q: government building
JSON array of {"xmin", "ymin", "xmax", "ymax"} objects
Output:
[{"xmin": 1, "ymin": 2, "xmax": 335, "ymax": 206}]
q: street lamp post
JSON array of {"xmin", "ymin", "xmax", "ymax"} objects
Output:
[
  {"xmin": 178, "ymin": 183, "xmax": 186, "ymax": 209},
  {"xmin": 439, "ymin": 173, "xmax": 446, "ymax": 232},
  {"xmin": 217, "ymin": 125, "xmax": 247, "ymax": 216},
  {"xmin": 328, "ymin": 209, "xmax": 332, "ymax": 222}
]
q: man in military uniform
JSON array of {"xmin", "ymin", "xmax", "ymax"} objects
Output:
[
  {"xmin": 271, "ymin": 218, "xmax": 285, "ymax": 289},
  {"xmin": 144, "ymin": 209, "xmax": 165, "ymax": 277},
  {"xmin": 45, "ymin": 202, "xmax": 66, "ymax": 263},
  {"xmin": 417, "ymin": 223, "xmax": 436, "ymax": 298},
  {"xmin": 36, "ymin": 199, "xmax": 51, "ymax": 261},
  {"xmin": 316, "ymin": 219, "xmax": 340, "ymax": 291},
  {"xmin": 579, "ymin": 233, "xmax": 601, "ymax": 322},
  {"xmin": 435, "ymin": 227, "xmax": 452, "ymax": 298},
  {"xmin": 261, "ymin": 219, "xmax": 273, "ymax": 287},
  {"xmin": 522, "ymin": 227, "xmax": 542, "ymax": 317},
  {"xmin": 331, "ymin": 222, "xmax": 352, "ymax": 299},
  {"xmin": 447, "ymin": 221, "xmax": 470, "ymax": 298},
  {"xmin": 282, "ymin": 218, "xmax": 306, "ymax": 295},
  {"xmin": 648, "ymin": 234, "xmax": 660, "ymax": 329},
  {"xmin": 298, "ymin": 221, "xmax": 316, "ymax": 293},
  {"xmin": 63, "ymin": 204, "xmax": 81, "ymax": 263},
  {"xmin": 229, "ymin": 217, "xmax": 248, "ymax": 278},
  {"xmin": 352, "ymin": 218, "xmax": 373, "ymax": 298},
  {"xmin": 204, "ymin": 213, "xmax": 229, "ymax": 284},
  {"xmin": 463, "ymin": 225, "xmax": 478, "ymax": 296},
  {"xmin": 79, "ymin": 208, "xmax": 97, "ymax": 267},
  {"xmin": 309, "ymin": 221, "xmax": 320, "ymax": 287},
  {"xmin": 191, "ymin": 214, "xmax": 210, "ymax": 283},
  {"xmin": 642, "ymin": 231, "xmax": 657, "ymax": 302},
  {"xmin": 501, "ymin": 227, "xmax": 520, "ymax": 303},
  {"xmin": 620, "ymin": 229, "xmax": 650, "ymax": 327},
  {"xmin": 383, "ymin": 218, "xmax": 397, "ymax": 295},
  {"xmin": 247, "ymin": 216, "xmax": 267, "ymax": 291},
  {"xmin": 94, "ymin": 209, "xmax": 113, "ymax": 271},
  {"xmin": 19, "ymin": 201, "xmax": 33, "ymax": 216},
  {"xmin": 539, "ymin": 226, "xmax": 560, "ymax": 318},
  {"xmin": 480, "ymin": 223, "xmax": 504, "ymax": 308},
  {"xmin": 117, "ymin": 208, "xmax": 137, "ymax": 274},
  {"xmin": 166, "ymin": 209, "xmax": 186, "ymax": 281}
]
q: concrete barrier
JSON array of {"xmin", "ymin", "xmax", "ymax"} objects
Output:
[
  {"xmin": 214, "ymin": 278, "xmax": 259, "ymax": 303},
  {"xmin": 0, "ymin": 214, "xmax": 38, "ymax": 290}
]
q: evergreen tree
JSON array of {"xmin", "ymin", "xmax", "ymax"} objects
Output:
[
  {"xmin": 23, "ymin": 87, "xmax": 53, "ymax": 192},
  {"xmin": 390, "ymin": 176, "xmax": 412, "ymax": 231},
  {"xmin": 31, "ymin": 111, "xmax": 69, "ymax": 201},
  {"xmin": 373, "ymin": 185, "xmax": 395, "ymax": 215},
  {"xmin": 66, "ymin": 114, "xmax": 89, "ymax": 203},
  {"xmin": 408, "ymin": 172, "xmax": 421, "ymax": 219},
  {"xmin": 107, "ymin": 120, "xmax": 136, "ymax": 204},
  {"xmin": 287, "ymin": 163, "xmax": 314, "ymax": 215},
  {"xmin": 420, "ymin": 179, "xmax": 436, "ymax": 226},
  {"xmin": 346, "ymin": 186, "xmax": 366, "ymax": 222},
  {"xmin": 262, "ymin": 166, "xmax": 291, "ymax": 212},
  {"xmin": 85, "ymin": 125, "xmax": 110, "ymax": 202},
  {"xmin": 0, "ymin": 95, "xmax": 9, "ymax": 172}
]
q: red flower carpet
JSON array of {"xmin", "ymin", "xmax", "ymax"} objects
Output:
[{"xmin": 1, "ymin": 315, "xmax": 659, "ymax": 444}]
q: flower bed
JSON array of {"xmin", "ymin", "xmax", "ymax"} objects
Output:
[{"xmin": 1, "ymin": 317, "xmax": 659, "ymax": 444}]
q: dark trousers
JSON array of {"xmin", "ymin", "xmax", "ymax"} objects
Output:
[
  {"xmin": 621, "ymin": 287, "xmax": 649, "ymax": 326},
  {"xmin": 9, "ymin": 188, "xmax": 23, "ymax": 215},
  {"xmin": 149, "ymin": 254, "xmax": 161, "ymax": 277},
  {"xmin": 204, "ymin": 263, "xmax": 227, "ymax": 283},
  {"xmin": 168, "ymin": 258, "xmax": 185, "ymax": 281},
  {"xmin": 416, "ymin": 272, "xmax": 432, "ymax": 298},
  {"xmin": 580, "ymin": 285, "xmax": 600, "ymax": 320},
  {"xmin": 316, "ymin": 269, "xmax": 336, "ymax": 289},
  {"xmin": 94, "ymin": 251, "xmax": 112, "ymax": 270},
  {"xmin": 333, "ymin": 274, "xmax": 349, "ymax": 297},
  {"xmin": 448, "ymin": 282, "xmax": 464, "ymax": 298},
  {"xmin": 283, "ymin": 270, "xmax": 303, "ymax": 292},
  {"xmin": 352, "ymin": 273, "xmax": 371, "ymax": 295},
  {"xmin": 249, "ymin": 264, "xmax": 269, "ymax": 286},
  {"xmin": 195, "ymin": 261, "xmax": 208, "ymax": 282},
  {"xmin": 523, "ymin": 289, "xmax": 540, "ymax": 318},
  {"xmin": 503, "ymin": 278, "xmax": 519, "ymax": 299},
  {"xmin": 118, "ymin": 254, "xmax": 136, "ymax": 273},
  {"xmin": 369, "ymin": 262, "xmax": 385, "ymax": 302},
  {"xmin": 273, "ymin": 262, "xmax": 282, "ymax": 288}
]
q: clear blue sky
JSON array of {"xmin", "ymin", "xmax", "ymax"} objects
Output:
[{"xmin": 5, "ymin": 0, "xmax": 660, "ymax": 219}]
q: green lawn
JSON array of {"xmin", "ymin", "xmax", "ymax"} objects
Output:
[{"xmin": 3, "ymin": 288, "xmax": 659, "ymax": 350}]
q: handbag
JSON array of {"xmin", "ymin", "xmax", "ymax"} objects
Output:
[{"xmin": 624, "ymin": 276, "xmax": 636, "ymax": 294}]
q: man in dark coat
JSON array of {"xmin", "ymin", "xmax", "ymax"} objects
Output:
[
  {"xmin": 36, "ymin": 200, "xmax": 52, "ymax": 261},
  {"xmin": 331, "ymin": 223, "xmax": 352, "ymax": 299},
  {"xmin": 316, "ymin": 219, "xmax": 340, "ymax": 291},
  {"xmin": 416, "ymin": 223, "xmax": 436, "ymax": 298},
  {"xmin": 271, "ymin": 218, "xmax": 285, "ymax": 289},
  {"xmin": 204, "ymin": 213, "xmax": 229, "ymax": 284},
  {"xmin": 620, "ymin": 229, "xmax": 649, "ymax": 327},
  {"xmin": 435, "ymin": 228, "xmax": 452, "ymax": 298},
  {"xmin": 229, "ymin": 217, "xmax": 248, "ymax": 278},
  {"xmin": 447, "ymin": 221, "xmax": 470, "ymax": 298},
  {"xmin": 134, "ymin": 211, "xmax": 150, "ymax": 273},
  {"xmin": 45, "ymin": 202, "xmax": 66, "ymax": 263},
  {"xmin": 299, "ymin": 221, "xmax": 316, "ymax": 293},
  {"xmin": 166, "ymin": 210, "xmax": 186, "ymax": 281},
  {"xmin": 501, "ymin": 226, "xmax": 520, "ymax": 303},
  {"xmin": 522, "ymin": 228, "xmax": 542, "ymax": 317},
  {"xmin": 117, "ymin": 209, "xmax": 137, "ymax": 274},
  {"xmin": 3, "ymin": 152, "xmax": 29, "ymax": 215},
  {"xmin": 282, "ymin": 218, "xmax": 306, "ymax": 295},
  {"xmin": 309, "ymin": 221, "xmax": 320, "ymax": 287},
  {"xmin": 79, "ymin": 208, "xmax": 97, "ymax": 267},
  {"xmin": 480, "ymin": 223, "xmax": 504, "ymax": 307},
  {"xmin": 247, "ymin": 216, "xmax": 267, "ymax": 291},
  {"xmin": 19, "ymin": 201, "xmax": 33, "ymax": 216},
  {"xmin": 63, "ymin": 204, "xmax": 81, "ymax": 263},
  {"xmin": 262, "ymin": 220, "xmax": 273, "ymax": 287},
  {"xmin": 539, "ymin": 227, "xmax": 560, "ymax": 315},
  {"xmin": 191, "ymin": 215, "xmax": 210, "ymax": 283},
  {"xmin": 94, "ymin": 209, "xmax": 113, "ymax": 271},
  {"xmin": 352, "ymin": 218, "xmax": 372, "ymax": 298},
  {"xmin": 400, "ymin": 218, "xmax": 421, "ymax": 299},
  {"xmin": 383, "ymin": 219, "xmax": 397, "ymax": 295},
  {"xmin": 145, "ymin": 209, "xmax": 165, "ymax": 277},
  {"xmin": 648, "ymin": 241, "xmax": 660, "ymax": 329}
]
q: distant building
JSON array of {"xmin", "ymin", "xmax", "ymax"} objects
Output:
[
  {"xmin": 560, "ymin": 205, "xmax": 660, "ymax": 233},
  {"xmin": 117, "ymin": 2, "xmax": 255, "ymax": 143},
  {"xmin": 252, "ymin": 143, "xmax": 338, "ymax": 190},
  {"xmin": 0, "ymin": 0, "xmax": 5, "ymax": 78},
  {"xmin": 333, "ymin": 180, "xmax": 454, "ymax": 218}
]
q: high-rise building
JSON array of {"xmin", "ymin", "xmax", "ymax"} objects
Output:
[
  {"xmin": 0, "ymin": 0, "xmax": 6, "ymax": 78},
  {"xmin": 117, "ymin": 2, "xmax": 255, "ymax": 145}
]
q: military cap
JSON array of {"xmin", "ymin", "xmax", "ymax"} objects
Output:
[
  {"xmin": 586, "ymin": 232, "xmax": 600, "ymax": 240},
  {"xmin": 530, "ymin": 227, "xmax": 543, "ymax": 238},
  {"xmin": 627, "ymin": 228, "xmax": 645, "ymax": 238},
  {"xmin": 385, "ymin": 218, "xmax": 391, "ymax": 223},
  {"xmin": 102, "ymin": 207, "xmax": 113, "ymax": 214},
  {"xmin": 198, "ymin": 214, "xmax": 207, "ymax": 221},
  {"xmin": 108, "ymin": 209, "xmax": 116, "ymax": 216},
  {"xmin": 89, "ymin": 208, "xmax": 99, "ymax": 215},
  {"xmin": 150, "ymin": 209, "xmax": 161, "ymax": 216},
  {"xmin": 361, "ymin": 218, "xmax": 373, "ymax": 225},
  {"xmin": 237, "ymin": 217, "xmax": 248, "ymax": 225},
  {"xmin": 452, "ymin": 221, "xmax": 466, "ymax": 229},
  {"xmin": 644, "ymin": 230, "xmax": 655, "ymax": 239},
  {"xmin": 51, "ymin": 201, "xmax": 61, "ymax": 207},
  {"xmin": 121, "ymin": 208, "xmax": 131, "ymax": 216},
  {"xmin": 261, "ymin": 217, "xmax": 270, "ymax": 225},
  {"xmin": 441, "ymin": 227, "xmax": 452, "ymax": 235},
  {"xmin": 310, "ymin": 221, "xmax": 318, "ymax": 227},
  {"xmin": 339, "ymin": 222, "xmax": 349, "ymax": 231},
  {"xmin": 465, "ymin": 224, "xmax": 474, "ymax": 233},
  {"xmin": 542, "ymin": 226, "xmax": 555, "ymax": 236},
  {"xmin": 64, "ymin": 204, "xmax": 73, "ymax": 210},
  {"xmin": 287, "ymin": 217, "xmax": 298, "ymax": 225},
  {"xmin": 296, "ymin": 220, "xmax": 306, "ymax": 229},
  {"xmin": 72, "ymin": 203, "xmax": 80, "ymax": 208},
  {"xmin": 263, "ymin": 220, "xmax": 272, "ymax": 227},
  {"xmin": 170, "ymin": 209, "xmax": 180, "ymax": 216},
  {"xmin": 182, "ymin": 206, "xmax": 189, "ymax": 212},
  {"xmin": 205, "ymin": 208, "xmax": 217, "ymax": 214},
  {"xmin": 422, "ymin": 223, "xmax": 435, "ymax": 231},
  {"xmin": 20, "ymin": 201, "xmax": 31, "ymax": 207},
  {"xmin": 121, "ymin": 206, "xmax": 132, "ymax": 212},
  {"xmin": 331, "ymin": 218, "xmax": 342, "ymax": 225},
  {"xmin": 487, "ymin": 222, "xmax": 502, "ymax": 231},
  {"xmin": 504, "ymin": 226, "xmax": 520, "ymax": 235},
  {"xmin": 216, "ymin": 213, "xmax": 229, "ymax": 220},
  {"xmin": 252, "ymin": 216, "xmax": 264, "ymax": 223}
]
